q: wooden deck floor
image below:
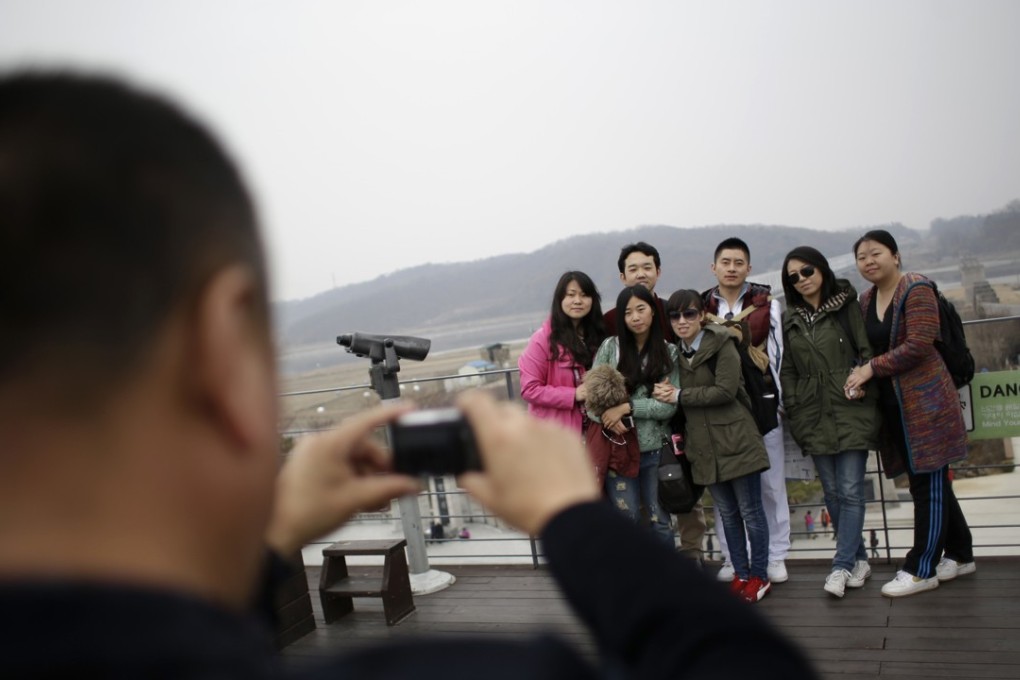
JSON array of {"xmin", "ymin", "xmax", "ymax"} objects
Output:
[{"xmin": 284, "ymin": 558, "xmax": 1020, "ymax": 679}]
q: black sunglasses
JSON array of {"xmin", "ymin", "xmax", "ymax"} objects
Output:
[
  {"xmin": 668, "ymin": 308, "xmax": 701, "ymax": 321},
  {"xmin": 787, "ymin": 264, "xmax": 816, "ymax": 285}
]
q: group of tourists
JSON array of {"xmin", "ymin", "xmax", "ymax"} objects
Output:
[{"xmin": 518, "ymin": 232, "xmax": 975, "ymax": 602}]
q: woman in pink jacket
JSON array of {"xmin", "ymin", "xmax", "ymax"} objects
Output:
[{"xmin": 519, "ymin": 271, "xmax": 606, "ymax": 433}]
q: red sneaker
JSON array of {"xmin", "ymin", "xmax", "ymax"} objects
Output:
[
  {"xmin": 729, "ymin": 576, "xmax": 748, "ymax": 595},
  {"xmin": 743, "ymin": 576, "xmax": 771, "ymax": 603}
]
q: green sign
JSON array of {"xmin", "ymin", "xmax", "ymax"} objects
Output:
[{"xmin": 961, "ymin": 370, "xmax": 1020, "ymax": 440}]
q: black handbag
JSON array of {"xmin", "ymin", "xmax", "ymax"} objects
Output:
[{"xmin": 657, "ymin": 434, "xmax": 703, "ymax": 514}]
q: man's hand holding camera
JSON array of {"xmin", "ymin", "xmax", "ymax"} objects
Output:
[
  {"xmin": 457, "ymin": 393, "xmax": 599, "ymax": 536},
  {"xmin": 267, "ymin": 392, "xmax": 600, "ymax": 553},
  {"xmin": 265, "ymin": 403, "xmax": 421, "ymax": 555}
]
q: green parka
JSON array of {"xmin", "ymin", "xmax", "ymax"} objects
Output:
[
  {"xmin": 678, "ymin": 324, "xmax": 769, "ymax": 486},
  {"xmin": 780, "ymin": 280, "xmax": 881, "ymax": 456}
]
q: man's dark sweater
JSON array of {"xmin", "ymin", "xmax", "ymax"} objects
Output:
[{"xmin": 0, "ymin": 503, "xmax": 816, "ymax": 679}]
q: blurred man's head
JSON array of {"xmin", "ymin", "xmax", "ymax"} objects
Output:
[
  {"xmin": 0, "ymin": 72, "xmax": 269, "ymax": 399},
  {"xmin": 0, "ymin": 72, "xmax": 278, "ymax": 606}
]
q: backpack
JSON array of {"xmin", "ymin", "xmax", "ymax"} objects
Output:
[
  {"xmin": 703, "ymin": 302, "xmax": 780, "ymax": 436},
  {"xmin": 706, "ymin": 344, "xmax": 779, "ymax": 436},
  {"xmin": 927, "ymin": 281, "xmax": 975, "ymax": 388}
]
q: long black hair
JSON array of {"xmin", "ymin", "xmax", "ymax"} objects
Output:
[
  {"xmin": 781, "ymin": 246, "xmax": 837, "ymax": 310},
  {"xmin": 548, "ymin": 271, "xmax": 605, "ymax": 369},
  {"xmin": 615, "ymin": 285, "xmax": 673, "ymax": 394}
]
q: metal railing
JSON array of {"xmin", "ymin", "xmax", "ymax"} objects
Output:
[{"xmin": 280, "ymin": 315, "xmax": 1020, "ymax": 567}]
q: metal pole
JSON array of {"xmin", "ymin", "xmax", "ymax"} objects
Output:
[
  {"xmin": 370, "ymin": 357, "xmax": 454, "ymax": 594},
  {"xmin": 875, "ymin": 451, "xmax": 893, "ymax": 563}
]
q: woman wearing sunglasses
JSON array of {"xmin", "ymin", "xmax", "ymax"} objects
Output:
[
  {"xmin": 652, "ymin": 290, "xmax": 770, "ymax": 603},
  {"xmin": 844, "ymin": 230, "xmax": 974, "ymax": 598},
  {"xmin": 519, "ymin": 271, "xmax": 606, "ymax": 433},
  {"xmin": 591, "ymin": 285, "xmax": 679, "ymax": 548},
  {"xmin": 779, "ymin": 247, "xmax": 880, "ymax": 598}
]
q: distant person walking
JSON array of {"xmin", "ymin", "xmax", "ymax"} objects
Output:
[
  {"xmin": 845, "ymin": 230, "xmax": 975, "ymax": 598},
  {"xmin": 870, "ymin": 529, "xmax": 880, "ymax": 559},
  {"xmin": 805, "ymin": 511, "xmax": 816, "ymax": 539},
  {"xmin": 519, "ymin": 271, "xmax": 606, "ymax": 435},
  {"xmin": 821, "ymin": 508, "xmax": 831, "ymax": 537}
]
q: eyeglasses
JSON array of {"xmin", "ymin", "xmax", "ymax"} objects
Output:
[
  {"xmin": 668, "ymin": 309, "xmax": 701, "ymax": 321},
  {"xmin": 787, "ymin": 264, "xmax": 816, "ymax": 284}
]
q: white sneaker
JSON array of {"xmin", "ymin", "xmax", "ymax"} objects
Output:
[
  {"xmin": 824, "ymin": 569, "xmax": 851, "ymax": 598},
  {"xmin": 881, "ymin": 570, "xmax": 939, "ymax": 598},
  {"xmin": 846, "ymin": 560, "xmax": 872, "ymax": 588},
  {"xmin": 935, "ymin": 557, "xmax": 976, "ymax": 582},
  {"xmin": 767, "ymin": 560, "xmax": 789, "ymax": 584},
  {"xmin": 716, "ymin": 562, "xmax": 735, "ymax": 582}
]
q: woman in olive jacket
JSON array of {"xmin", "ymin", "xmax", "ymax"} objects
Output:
[
  {"xmin": 779, "ymin": 246, "xmax": 880, "ymax": 599},
  {"xmin": 653, "ymin": 289, "xmax": 770, "ymax": 603}
]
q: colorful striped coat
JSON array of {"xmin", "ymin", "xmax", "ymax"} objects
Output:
[{"xmin": 858, "ymin": 272, "xmax": 968, "ymax": 477}]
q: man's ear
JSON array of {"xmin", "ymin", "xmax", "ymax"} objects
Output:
[
  {"xmin": 710, "ymin": 261, "xmax": 717, "ymax": 274},
  {"xmin": 746, "ymin": 263, "xmax": 753, "ymax": 275},
  {"xmin": 619, "ymin": 272, "xmax": 627, "ymax": 284},
  {"xmin": 190, "ymin": 265, "xmax": 274, "ymax": 452}
]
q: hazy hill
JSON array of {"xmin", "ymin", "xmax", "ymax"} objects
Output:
[{"xmin": 274, "ymin": 222, "xmax": 921, "ymax": 374}]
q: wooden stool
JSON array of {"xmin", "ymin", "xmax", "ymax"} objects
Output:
[{"xmin": 319, "ymin": 538, "xmax": 415, "ymax": 626}]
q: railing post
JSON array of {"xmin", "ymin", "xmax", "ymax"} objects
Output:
[
  {"xmin": 875, "ymin": 451, "xmax": 893, "ymax": 563},
  {"xmin": 504, "ymin": 371, "xmax": 516, "ymax": 401},
  {"xmin": 397, "ymin": 495, "xmax": 430, "ymax": 574},
  {"xmin": 354, "ymin": 344, "xmax": 455, "ymax": 595}
]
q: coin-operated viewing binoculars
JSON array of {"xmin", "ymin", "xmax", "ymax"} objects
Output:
[
  {"xmin": 336, "ymin": 332, "xmax": 431, "ymax": 400},
  {"xmin": 335, "ymin": 332, "xmax": 454, "ymax": 594}
]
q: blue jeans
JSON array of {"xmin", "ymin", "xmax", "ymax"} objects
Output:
[
  {"xmin": 812, "ymin": 450, "xmax": 869, "ymax": 572},
  {"xmin": 605, "ymin": 449, "xmax": 675, "ymax": 549},
  {"xmin": 710, "ymin": 473, "xmax": 769, "ymax": 580}
]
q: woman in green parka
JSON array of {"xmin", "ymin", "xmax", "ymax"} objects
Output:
[
  {"xmin": 653, "ymin": 290, "xmax": 771, "ymax": 604},
  {"xmin": 779, "ymin": 246, "xmax": 880, "ymax": 599}
]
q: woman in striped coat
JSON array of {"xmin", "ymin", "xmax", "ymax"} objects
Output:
[{"xmin": 844, "ymin": 230, "xmax": 974, "ymax": 599}]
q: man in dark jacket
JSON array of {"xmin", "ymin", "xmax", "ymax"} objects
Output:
[{"xmin": 0, "ymin": 72, "xmax": 816, "ymax": 680}]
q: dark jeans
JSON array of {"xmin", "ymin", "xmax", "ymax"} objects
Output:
[
  {"xmin": 605, "ymin": 449, "xmax": 676, "ymax": 550},
  {"xmin": 812, "ymin": 450, "xmax": 869, "ymax": 572},
  {"xmin": 887, "ymin": 406, "xmax": 973, "ymax": 578},
  {"xmin": 710, "ymin": 473, "xmax": 769, "ymax": 581}
]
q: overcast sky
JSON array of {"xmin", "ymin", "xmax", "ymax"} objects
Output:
[{"xmin": 2, "ymin": 1, "xmax": 1017, "ymax": 301}]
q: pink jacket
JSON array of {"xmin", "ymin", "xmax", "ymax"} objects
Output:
[{"xmin": 518, "ymin": 318, "xmax": 585, "ymax": 432}]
